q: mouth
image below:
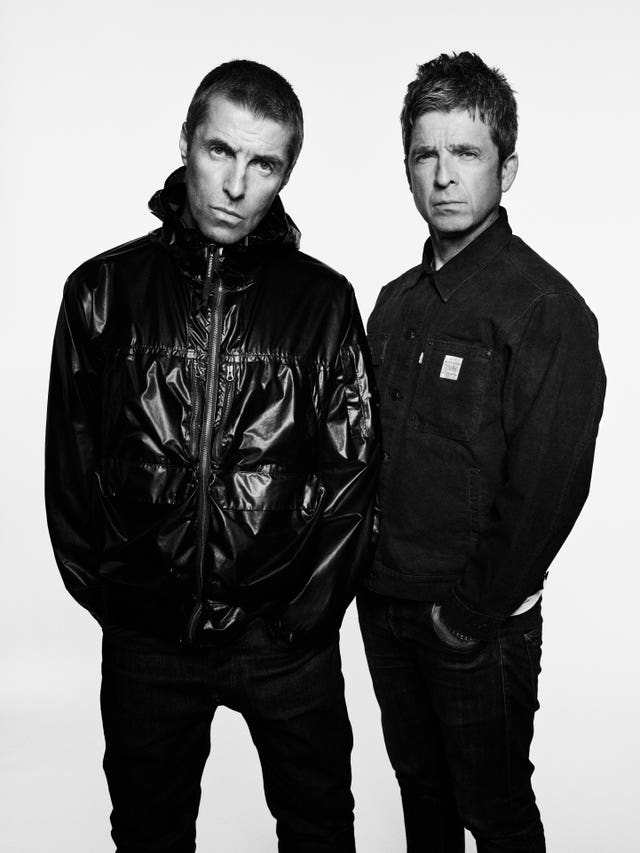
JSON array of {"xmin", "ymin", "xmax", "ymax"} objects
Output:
[
  {"xmin": 433, "ymin": 200, "xmax": 463, "ymax": 207},
  {"xmin": 211, "ymin": 206, "xmax": 244, "ymax": 221}
]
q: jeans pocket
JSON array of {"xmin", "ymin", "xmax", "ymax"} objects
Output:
[{"xmin": 437, "ymin": 635, "xmax": 486, "ymax": 656}]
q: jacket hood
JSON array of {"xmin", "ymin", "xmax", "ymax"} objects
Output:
[{"xmin": 148, "ymin": 166, "xmax": 301, "ymax": 257}]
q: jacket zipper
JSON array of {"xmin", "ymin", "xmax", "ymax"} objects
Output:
[
  {"xmin": 212, "ymin": 363, "xmax": 235, "ymax": 459},
  {"xmin": 188, "ymin": 245, "xmax": 225, "ymax": 642},
  {"xmin": 189, "ymin": 360, "xmax": 203, "ymax": 459}
]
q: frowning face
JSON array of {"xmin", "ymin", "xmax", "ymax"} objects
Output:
[
  {"xmin": 180, "ymin": 95, "xmax": 292, "ymax": 244},
  {"xmin": 407, "ymin": 108, "xmax": 517, "ymax": 251}
]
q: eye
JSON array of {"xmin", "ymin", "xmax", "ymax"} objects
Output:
[
  {"xmin": 255, "ymin": 159, "xmax": 275, "ymax": 175},
  {"xmin": 209, "ymin": 144, "xmax": 228, "ymax": 158}
]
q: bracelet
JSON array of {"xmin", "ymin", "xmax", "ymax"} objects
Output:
[
  {"xmin": 449, "ymin": 626, "xmax": 477, "ymax": 643},
  {"xmin": 443, "ymin": 616, "xmax": 477, "ymax": 643}
]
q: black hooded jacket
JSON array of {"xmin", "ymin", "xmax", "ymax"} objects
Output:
[{"xmin": 45, "ymin": 169, "xmax": 380, "ymax": 645}]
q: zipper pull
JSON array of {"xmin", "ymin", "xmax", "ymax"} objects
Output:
[
  {"xmin": 215, "ymin": 246, "xmax": 224, "ymax": 292},
  {"xmin": 202, "ymin": 247, "xmax": 216, "ymax": 309}
]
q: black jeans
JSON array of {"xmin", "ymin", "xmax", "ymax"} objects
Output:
[
  {"xmin": 357, "ymin": 591, "xmax": 545, "ymax": 853},
  {"xmin": 100, "ymin": 618, "xmax": 355, "ymax": 853}
]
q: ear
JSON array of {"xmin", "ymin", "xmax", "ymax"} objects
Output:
[
  {"xmin": 405, "ymin": 159, "xmax": 413, "ymax": 192},
  {"xmin": 501, "ymin": 152, "xmax": 518, "ymax": 193},
  {"xmin": 279, "ymin": 144, "xmax": 299, "ymax": 192},
  {"xmin": 279, "ymin": 170, "xmax": 291, "ymax": 192},
  {"xmin": 179, "ymin": 122, "xmax": 189, "ymax": 165}
]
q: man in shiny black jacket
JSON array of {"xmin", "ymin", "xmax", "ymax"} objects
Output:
[
  {"xmin": 45, "ymin": 60, "xmax": 379, "ymax": 853},
  {"xmin": 359, "ymin": 54, "xmax": 605, "ymax": 852}
]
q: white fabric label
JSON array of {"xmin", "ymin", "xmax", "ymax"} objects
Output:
[{"xmin": 440, "ymin": 355, "xmax": 463, "ymax": 380}]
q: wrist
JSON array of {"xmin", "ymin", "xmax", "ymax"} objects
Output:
[{"xmin": 431, "ymin": 603, "xmax": 479, "ymax": 648}]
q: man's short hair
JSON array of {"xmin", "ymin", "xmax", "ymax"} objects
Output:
[
  {"xmin": 184, "ymin": 59, "xmax": 304, "ymax": 172},
  {"xmin": 401, "ymin": 52, "xmax": 518, "ymax": 166}
]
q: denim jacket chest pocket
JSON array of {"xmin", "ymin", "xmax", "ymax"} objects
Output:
[
  {"xmin": 411, "ymin": 339, "xmax": 494, "ymax": 442},
  {"xmin": 366, "ymin": 332, "xmax": 389, "ymax": 389}
]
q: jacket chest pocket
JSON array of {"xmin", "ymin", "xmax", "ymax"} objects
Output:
[
  {"xmin": 367, "ymin": 332, "xmax": 389, "ymax": 391},
  {"xmin": 367, "ymin": 332, "xmax": 389, "ymax": 367},
  {"xmin": 411, "ymin": 340, "xmax": 493, "ymax": 442}
]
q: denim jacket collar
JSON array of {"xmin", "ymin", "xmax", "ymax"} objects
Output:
[{"xmin": 419, "ymin": 207, "xmax": 513, "ymax": 303}]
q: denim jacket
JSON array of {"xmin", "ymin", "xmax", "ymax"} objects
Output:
[{"xmin": 365, "ymin": 208, "xmax": 605, "ymax": 639}]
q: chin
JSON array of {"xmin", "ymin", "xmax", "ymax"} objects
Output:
[
  {"xmin": 210, "ymin": 231, "xmax": 242, "ymax": 245},
  {"xmin": 430, "ymin": 218, "xmax": 472, "ymax": 234},
  {"xmin": 203, "ymin": 224, "xmax": 247, "ymax": 245}
]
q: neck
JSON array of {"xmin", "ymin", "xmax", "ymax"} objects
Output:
[
  {"xmin": 430, "ymin": 207, "xmax": 500, "ymax": 271},
  {"xmin": 180, "ymin": 199, "xmax": 198, "ymax": 231}
]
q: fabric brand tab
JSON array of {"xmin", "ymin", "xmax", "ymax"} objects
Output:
[{"xmin": 440, "ymin": 355, "xmax": 463, "ymax": 380}]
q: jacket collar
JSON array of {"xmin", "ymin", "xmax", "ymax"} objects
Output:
[
  {"xmin": 147, "ymin": 167, "xmax": 301, "ymax": 280},
  {"xmin": 416, "ymin": 207, "xmax": 512, "ymax": 302}
]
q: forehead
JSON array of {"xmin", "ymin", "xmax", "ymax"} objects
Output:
[
  {"xmin": 410, "ymin": 108, "xmax": 495, "ymax": 150},
  {"xmin": 196, "ymin": 95, "xmax": 292, "ymax": 157}
]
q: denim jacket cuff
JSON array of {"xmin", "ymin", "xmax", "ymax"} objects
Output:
[{"xmin": 442, "ymin": 590, "xmax": 505, "ymax": 641}]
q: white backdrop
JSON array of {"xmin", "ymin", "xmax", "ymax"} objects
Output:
[{"xmin": 1, "ymin": 1, "xmax": 638, "ymax": 850}]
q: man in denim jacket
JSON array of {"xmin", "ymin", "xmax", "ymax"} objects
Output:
[{"xmin": 359, "ymin": 52, "xmax": 605, "ymax": 852}]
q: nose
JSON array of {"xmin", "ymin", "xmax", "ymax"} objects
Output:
[
  {"xmin": 223, "ymin": 161, "xmax": 246, "ymax": 201},
  {"xmin": 434, "ymin": 153, "xmax": 456, "ymax": 188}
]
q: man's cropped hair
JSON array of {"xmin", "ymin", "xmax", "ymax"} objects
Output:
[
  {"xmin": 185, "ymin": 59, "xmax": 304, "ymax": 172},
  {"xmin": 401, "ymin": 52, "xmax": 518, "ymax": 167}
]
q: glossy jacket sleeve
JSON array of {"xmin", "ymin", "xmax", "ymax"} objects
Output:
[
  {"xmin": 281, "ymin": 286, "xmax": 381, "ymax": 641},
  {"xmin": 45, "ymin": 273, "xmax": 103, "ymax": 621},
  {"xmin": 443, "ymin": 293, "xmax": 606, "ymax": 639}
]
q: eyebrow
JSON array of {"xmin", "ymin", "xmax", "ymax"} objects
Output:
[
  {"xmin": 411, "ymin": 142, "xmax": 481, "ymax": 156},
  {"xmin": 411, "ymin": 144, "xmax": 436, "ymax": 157},
  {"xmin": 449, "ymin": 143, "xmax": 481, "ymax": 154}
]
